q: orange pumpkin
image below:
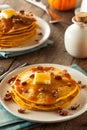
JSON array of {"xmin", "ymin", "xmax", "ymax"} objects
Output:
[{"xmin": 48, "ymin": 0, "xmax": 76, "ymax": 11}]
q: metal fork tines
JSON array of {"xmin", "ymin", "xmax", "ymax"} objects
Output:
[{"xmin": 25, "ymin": 0, "xmax": 64, "ymax": 24}]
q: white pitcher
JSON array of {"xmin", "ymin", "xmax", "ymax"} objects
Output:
[
  {"xmin": 64, "ymin": 17, "xmax": 87, "ymax": 58},
  {"xmin": 80, "ymin": 0, "xmax": 87, "ymax": 12}
]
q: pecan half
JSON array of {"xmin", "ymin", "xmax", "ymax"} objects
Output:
[
  {"xmin": 7, "ymin": 76, "xmax": 16, "ymax": 84},
  {"xmin": 58, "ymin": 109, "xmax": 69, "ymax": 116},
  {"xmin": 4, "ymin": 91, "xmax": 12, "ymax": 101},
  {"xmin": 70, "ymin": 104, "xmax": 80, "ymax": 110},
  {"xmin": 18, "ymin": 108, "xmax": 26, "ymax": 114}
]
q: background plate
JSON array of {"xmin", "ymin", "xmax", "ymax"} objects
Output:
[
  {"xmin": 0, "ymin": 17, "xmax": 50, "ymax": 52},
  {"xmin": 0, "ymin": 64, "xmax": 87, "ymax": 123}
]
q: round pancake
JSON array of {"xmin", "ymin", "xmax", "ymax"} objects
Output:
[
  {"xmin": 10, "ymin": 65, "xmax": 80, "ymax": 111},
  {"xmin": 0, "ymin": 10, "xmax": 39, "ymax": 48},
  {"xmin": 11, "ymin": 86, "xmax": 79, "ymax": 110}
]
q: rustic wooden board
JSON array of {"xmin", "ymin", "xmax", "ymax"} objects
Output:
[{"xmin": 0, "ymin": 0, "xmax": 87, "ymax": 130}]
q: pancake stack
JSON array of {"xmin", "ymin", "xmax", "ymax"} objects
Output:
[
  {"xmin": 0, "ymin": 9, "xmax": 39, "ymax": 48},
  {"xmin": 10, "ymin": 65, "xmax": 80, "ymax": 111}
]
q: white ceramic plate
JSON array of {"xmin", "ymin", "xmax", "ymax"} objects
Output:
[
  {"xmin": 0, "ymin": 64, "xmax": 87, "ymax": 123},
  {"xmin": 0, "ymin": 17, "xmax": 50, "ymax": 52}
]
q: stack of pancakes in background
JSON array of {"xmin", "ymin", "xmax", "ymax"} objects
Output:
[
  {"xmin": 0, "ymin": 9, "xmax": 39, "ymax": 48},
  {"xmin": 10, "ymin": 65, "xmax": 80, "ymax": 111}
]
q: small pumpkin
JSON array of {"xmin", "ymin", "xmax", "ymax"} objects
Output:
[{"xmin": 48, "ymin": 0, "xmax": 76, "ymax": 11}]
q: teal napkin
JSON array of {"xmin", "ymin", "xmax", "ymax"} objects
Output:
[
  {"xmin": 0, "ymin": 40, "xmax": 53, "ymax": 58},
  {"xmin": 0, "ymin": 104, "xmax": 39, "ymax": 130},
  {"xmin": 0, "ymin": 64, "xmax": 86, "ymax": 130},
  {"xmin": 71, "ymin": 64, "xmax": 87, "ymax": 76}
]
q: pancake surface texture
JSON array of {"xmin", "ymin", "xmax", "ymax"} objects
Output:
[
  {"xmin": 0, "ymin": 9, "xmax": 39, "ymax": 48},
  {"xmin": 10, "ymin": 65, "xmax": 80, "ymax": 111}
]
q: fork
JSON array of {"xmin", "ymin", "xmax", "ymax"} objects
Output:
[
  {"xmin": 25, "ymin": 0, "xmax": 64, "ymax": 24},
  {"xmin": 0, "ymin": 63, "xmax": 27, "ymax": 81}
]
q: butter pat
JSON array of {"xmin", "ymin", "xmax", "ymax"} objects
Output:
[
  {"xmin": 1, "ymin": 8, "xmax": 16, "ymax": 19},
  {"xmin": 33, "ymin": 72, "xmax": 51, "ymax": 85}
]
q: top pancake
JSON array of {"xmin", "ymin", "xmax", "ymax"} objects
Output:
[
  {"xmin": 0, "ymin": 9, "xmax": 39, "ymax": 48},
  {"xmin": 10, "ymin": 65, "xmax": 80, "ymax": 106}
]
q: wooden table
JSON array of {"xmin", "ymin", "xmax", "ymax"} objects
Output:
[{"xmin": 0, "ymin": 0, "xmax": 87, "ymax": 130}]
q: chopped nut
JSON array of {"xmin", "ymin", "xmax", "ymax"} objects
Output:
[
  {"xmin": 58, "ymin": 109, "xmax": 69, "ymax": 116},
  {"xmin": 21, "ymin": 81, "xmax": 27, "ymax": 86},
  {"xmin": 55, "ymin": 75, "xmax": 62, "ymax": 80},
  {"xmin": 57, "ymin": 107, "xmax": 62, "ymax": 111},
  {"xmin": 78, "ymin": 80, "xmax": 82, "ymax": 84},
  {"xmin": 7, "ymin": 76, "xmax": 16, "ymax": 84},
  {"xmin": 16, "ymin": 79, "xmax": 21, "ymax": 82},
  {"xmin": 67, "ymin": 82, "xmax": 72, "ymax": 87},
  {"xmin": 81, "ymin": 84, "xmax": 87, "ymax": 89},
  {"xmin": 63, "ymin": 70, "xmax": 67, "ymax": 74},
  {"xmin": 38, "ymin": 32, "xmax": 43, "ymax": 35},
  {"xmin": 4, "ymin": 91, "xmax": 12, "ymax": 101},
  {"xmin": 35, "ymin": 39, "xmax": 39, "ymax": 42},
  {"xmin": 30, "ymin": 74, "xmax": 34, "ymax": 78},
  {"xmin": 70, "ymin": 104, "xmax": 80, "ymax": 110},
  {"xmin": 15, "ymin": 79, "xmax": 21, "ymax": 85},
  {"xmin": 37, "ymin": 66, "xmax": 43, "ymax": 70},
  {"xmin": 19, "ymin": 10, "xmax": 24, "ymax": 14},
  {"xmin": 63, "ymin": 70, "xmax": 71, "ymax": 78},
  {"xmin": 18, "ymin": 108, "xmax": 26, "ymax": 114}
]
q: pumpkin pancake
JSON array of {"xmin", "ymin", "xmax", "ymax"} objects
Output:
[
  {"xmin": 0, "ymin": 9, "xmax": 39, "ymax": 48},
  {"xmin": 10, "ymin": 65, "xmax": 80, "ymax": 111}
]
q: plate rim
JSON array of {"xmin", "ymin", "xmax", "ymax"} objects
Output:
[
  {"xmin": 0, "ymin": 17, "xmax": 51, "ymax": 52},
  {"xmin": 0, "ymin": 63, "xmax": 87, "ymax": 123}
]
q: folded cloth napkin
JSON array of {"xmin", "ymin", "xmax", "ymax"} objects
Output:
[
  {"xmin": 0, "ymin": 40, "xmax": 53, "ymax": 58},
  {"xmin": 71, "ymin": 64, "xmax": 87, "ymax": 76},
  {"xmin": 0, "ymin": 64, "xmax": 86, "ymax": 130},
  {"xmin": 0, "ymin": 104, "xmax": 39, "ymax": 130}
]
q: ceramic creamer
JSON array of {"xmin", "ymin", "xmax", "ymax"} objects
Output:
[{"xmin": 64, "ymin": 13, "xmax": 87, "ymax": 58}]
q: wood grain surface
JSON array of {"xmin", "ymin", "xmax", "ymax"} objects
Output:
[{"xmin": 0, "ymin": 0, "xmax": 87, "ymax": 130}]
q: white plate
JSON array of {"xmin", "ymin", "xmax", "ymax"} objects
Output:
[
  {"xmin": 0, "ymin": 17, "xmax": 50, "ymax": 52},
  {"xmin": 0, "ymin": 64, "xmax": 87, "ymax": 123}
]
